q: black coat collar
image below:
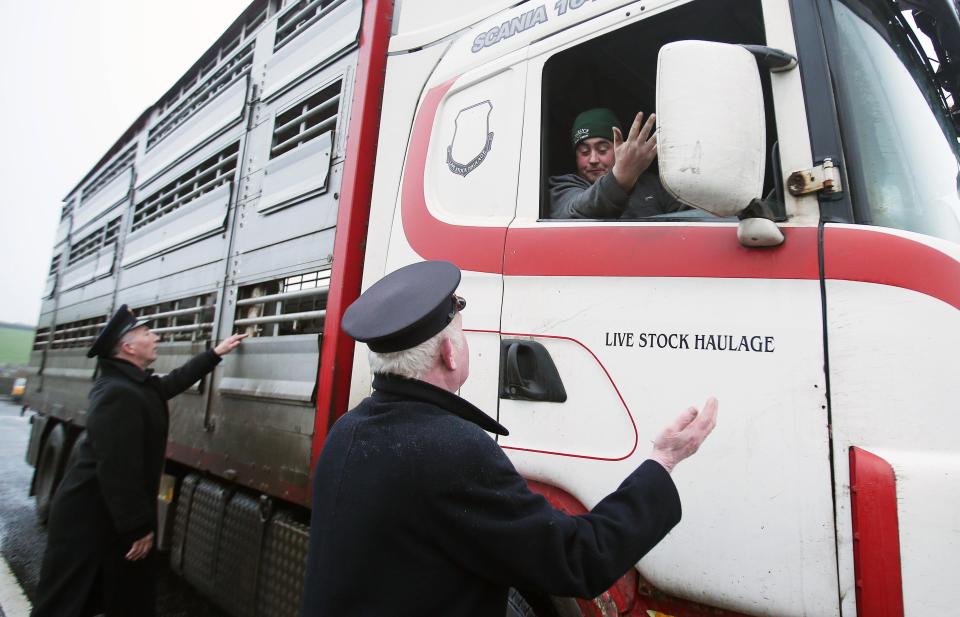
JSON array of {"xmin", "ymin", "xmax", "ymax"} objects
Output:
[
  {"xmin": 98, "ymin": 357, "xmax": 153, "ymax": 384},
  {"xmin": 372, "ymin": 373, "xmax": 509, "ymax": 436}
]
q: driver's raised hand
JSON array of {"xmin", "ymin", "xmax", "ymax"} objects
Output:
[{"xmin": 612, "ymin": 111, "xmax": 658, "ymax": 192}]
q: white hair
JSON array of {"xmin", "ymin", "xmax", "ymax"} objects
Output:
[
  {"xmin": 368, "ymin": 320, "xmax": 463, "ymax": 379},
  {"xmin": 110, "ymin": 329, "xmax": 137, "ymax": 358}
]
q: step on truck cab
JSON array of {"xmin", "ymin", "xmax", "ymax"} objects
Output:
[{"xmin": 24, "ymin": 0, "xmax": 960, "ymax": 616}]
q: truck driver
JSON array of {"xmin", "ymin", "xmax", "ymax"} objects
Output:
[{"xmin": 548, "ymin": 107, "xmax": 687, "ymax": 219}]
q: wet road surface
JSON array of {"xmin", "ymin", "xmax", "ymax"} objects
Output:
[{"xmin": 0, "ymin": 398, "xmax": 230, "ymax": 617}]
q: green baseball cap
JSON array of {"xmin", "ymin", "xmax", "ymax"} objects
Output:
[{"xmin": 570, "ymin": 108, "xmax": 621, "ymax": 147}]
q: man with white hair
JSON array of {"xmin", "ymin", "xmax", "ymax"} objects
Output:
[{"xmin": 300, "ymin": 260, "xmax": 717, "ymax": 616}]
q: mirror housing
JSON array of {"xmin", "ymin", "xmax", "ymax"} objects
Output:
[
  {"xmin": 656, "ymin": 41, "xmax": 767, "ymax": 217},
  {"xmin": 738, "ymin": 217, "xmax": 785, "ymax": 247}
]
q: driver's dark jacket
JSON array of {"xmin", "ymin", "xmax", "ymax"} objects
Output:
[
  {"xmin": 549, "ymin": 171, "xmax": 686, "ymax": 219},
  {"xmin": 300, "ymin": 373, "xmax": 681, "ymax": 617}
]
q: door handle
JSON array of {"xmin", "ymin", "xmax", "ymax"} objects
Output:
[{"xmin": 499, "ymin": 339, "xmax": 567, "ymax": 402}]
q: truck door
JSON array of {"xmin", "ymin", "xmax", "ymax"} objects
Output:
[
  {"xmin": 816, "ymin": 0, "xmax": 960, "ymax": 613},
  {"xmin": 383, "ymin": 46, "xmax": 528, "ymax": 416},
  {"xmin": 499, "ymin": 1, "xmax": 839, "ymax": 615}
]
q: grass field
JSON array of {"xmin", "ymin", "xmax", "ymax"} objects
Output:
[{"xmin": 0, "ymin": 326, "xmax": 34, "ymax": 365}]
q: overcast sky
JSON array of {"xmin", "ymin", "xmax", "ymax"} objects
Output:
[{"xmin": 0, "ymin": 0, "xmax": 250, "ymax": 326}]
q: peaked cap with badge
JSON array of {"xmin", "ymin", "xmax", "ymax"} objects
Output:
[
  {"xmin": 34, "ymin": 304, "xmax": 223, "ymax": 617},
  {"xmin": 86, "ymin": 304, "xmax": 152, "ymax": 358},
  {"xmin": 303, "ymin": 259, "xmax": 681, "ymax": 617},
  {"xmin": 342, "ymin": 260, "xmax": 463, "ymax": 353}
]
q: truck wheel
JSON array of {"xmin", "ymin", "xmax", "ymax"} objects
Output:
[
  {"xmin": 506, "ymin": 589, "xmax": 537, "ymax": 617},
  {"xmin": 34, "ymin": 425, "xmax": 67, "ymax": 524},
  {"xmin": 506, "ymin": 589, "xmax": 583, "ymax": 617}
]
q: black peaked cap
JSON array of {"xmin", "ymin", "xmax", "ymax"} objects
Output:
[
  {"xmin": 86, "ymin": 304, "xmax": 151, "ymax": 358},
  {"xmin": 343, "ymin": 261, "xmax": 461, "ymax": 353}
]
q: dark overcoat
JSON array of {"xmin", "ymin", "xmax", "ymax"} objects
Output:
[
  {"xmin": 300, "ymin": 373, "xmax": 681, "ymax": 617},
  {"xmin": 32, "ymin": 350, "xmax": 221, "ymax": 617}
]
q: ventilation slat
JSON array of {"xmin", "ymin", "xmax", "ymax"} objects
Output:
[
  {"xmin": 80, "ymin": 144, "xmax": 135, "ymax": 204},
  {"xmin": 270, "ymin": 81, "xmax": 341, "ymax": 159},
  {"xmin": 133, "ymin": 143, "xmax": 239, "ymax": 231},
  {"xmin": 68, "ymin": 218, "xmax": 121, "ymax": 265},
  {"xmin": 60, "ymin": 199, "xmax": 74, "ymax": 222},
  {"xmin": 148, "ymin": 42, "xmax": 255, "ymax": 149},
  {"xmin": 274, "ymin": 0, "xmax": 340, "ymax": 51},
  {"xmin": 234, "ymin": 271, "xmax": 329, "ymax": 338},
  {"xmin": 48, "ymin": 316, "xmax": 107, "ymax": 350},
  {"xmin": 272, "ymin": 94, "xmax": 340, "ymax": 136},
  {"xmin": 132, "ymin": 294, "xmax": 216, "ymax": 343},
  {"xmin": 270, "ymin": 118, "xmax": 334, "ymax": 157}
]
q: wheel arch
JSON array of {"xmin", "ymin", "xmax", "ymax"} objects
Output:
[{"xmin": 526, "ymin": 479, "xmax": 638, "ymax": 617}]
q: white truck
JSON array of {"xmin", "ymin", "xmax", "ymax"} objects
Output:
[{"xmin": 24, "ymin": 0, "xmax": 960, "ymax": 616}]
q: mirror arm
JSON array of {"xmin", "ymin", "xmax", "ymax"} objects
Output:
[
  {"xmin": 741, "ymin": 45, "xmax": 798, "ymax": 72},
  {"xmin": 737, "ymin": 197, "xmax": 778, "ymax": 222},
  {"xmin": 738, "ymin": 197, "xmax": 785, "ymax": 248}
]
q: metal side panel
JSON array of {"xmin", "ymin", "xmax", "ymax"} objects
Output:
[
  {"xmin": 235, "ymin": 170, "xmax": 341, "ymax": 260},
  {"xmin": 212, "ymin": 492, "xmax": 263, "ymax": 617},
  {"xmin": 139, "ymin": 76, "xmax": 249, "ymax": 185},
  {"xmin": 57, "ymin": 279, "xmax": 115, "ymax": 312},
  {"xmin": 196, "ymin": 335, "xmax": 316, "ymax": 500},
  {"xmin": 55, "ymin": 289, "xmax": 113, "ymax": 324},
  {"xmin": 256, "ymin": 511, "xmax": 309, "ymax": 617},
  {"xmin": 22, "ymin": 353, "xmax": 45, "ymax": 411},
  {"xmin": 56, "ymin": 282, "xmax": 109, "ymax": 314},
  {"xmin": 166, "ymin": 410, "xmax": 210, "ymax": 469},
  {"xmin": 118, "ymin": 238, "xmax": 226, "ymax": 292},
  {"xmin": 25, "ymin": 414, "xmax": 49, "ymax": 468},
  {"xmin": 60, "ymin": 246, "xmax": 117, "ymax": 292},
  {"xmin": 234, "ymin": 230, "xmax": 337, "ymax": 286},
  {"xmin": 258, "ymin": 132, "xmax": 332, "ymax": 214},
  {"xmin": 243, "ymin": 53, "xmax": 354, "ymax": 179},
  {"xmin": 42, "ymin": 275, "xmax": 56, "ymax": 300},
  {"xmin": 170, "ymin": 473, "xmax": 201, "ymax": 575},
  {"xmin": 218, "ymin": 335, "xmax": 319, "ymax": 405},
  {"xmin": 207, "ymin": 414, "xmax": 313, "ymax": 501},
  {"xmin": 54, "ymin": 218, "xmax": 70, "ymax": 245},
  {"xmin": 74, "ymin": 168, "xmax": 131, "ymax": 230},
  {"xmin": 261, "ymin": 0, "xmax": 361, "ymax": 101},
  {"xmin": 136, "ymin": 128, "xmax": 245, "ymax": 198},
  {"xmin": 34, "ymin": 348, "xmax": 97, "ymax": 421},
  {"xmin": 182, "ymin": 478, "xmax": 230, "ymax": 598},
  {"xmin": 38, "ymin": 309, "xmax": 55, "ymax": 329},
  {"xmin": 117, "ymin": 260, "xmax": 225, "ymax": 304},
  {"xmin": 121, "ymin": 184, "xmax": 231, "ymax": 269},
  {"xmin": 27, "ymin": 350, "xmax": 43, "ymax": 373}
]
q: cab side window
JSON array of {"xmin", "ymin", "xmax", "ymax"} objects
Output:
[{"xmin": 540, "ymin": 0, "xmax": 779, "ymax": 220}]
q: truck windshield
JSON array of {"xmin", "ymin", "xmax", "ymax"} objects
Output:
[{"xmin": 830, "ymin": 0, "xmax": 960, "ymax": 243}]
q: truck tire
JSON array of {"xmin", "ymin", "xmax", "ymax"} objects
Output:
[
  {"xmin": 507, "ymin": 589, "xmax": 537, "ymax": 617},
  {"xmin": 34, "ymin": 424, "xmax": 67, "ymax": 524},
  {"xmin": 506, "ymin": 589, "xmax": 583, "ymax": 617}
]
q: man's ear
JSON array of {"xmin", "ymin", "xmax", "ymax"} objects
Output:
[
  {"xmin": 114, "ymin": 335, "xmax": 131, "ymax": 357},
  {"xmin": 438, "ymin": 337, "xmax": 456, "ymax": 371}
]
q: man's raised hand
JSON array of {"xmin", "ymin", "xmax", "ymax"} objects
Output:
[
  {"xmin": 214, "ymin": 333, "xmax": 248, "ymax": 357},
  {"xmin": 611, "ymin": 111, "xmax": 658, "ymax": 191},
  {"xmin": 649, "ymin": 397, "xmax": 718, "ymax": 473}
]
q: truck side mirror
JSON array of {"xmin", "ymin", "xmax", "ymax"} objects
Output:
[{"xmin": 656, "ymin": 41, "xmax": 767, "ymax": 218}]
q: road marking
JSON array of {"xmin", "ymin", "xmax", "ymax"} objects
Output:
[{"xmin": 0, "ymin": 556, "xmax": 31, "ymax": 617}]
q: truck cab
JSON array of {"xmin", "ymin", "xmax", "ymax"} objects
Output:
[
  {"xmin": 23, "ymin": 0, "xmax": 960, "ymax": 615},
  {"xmin": 361, "ymin": 0, "xmax": 960, "ymax": 615}
]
